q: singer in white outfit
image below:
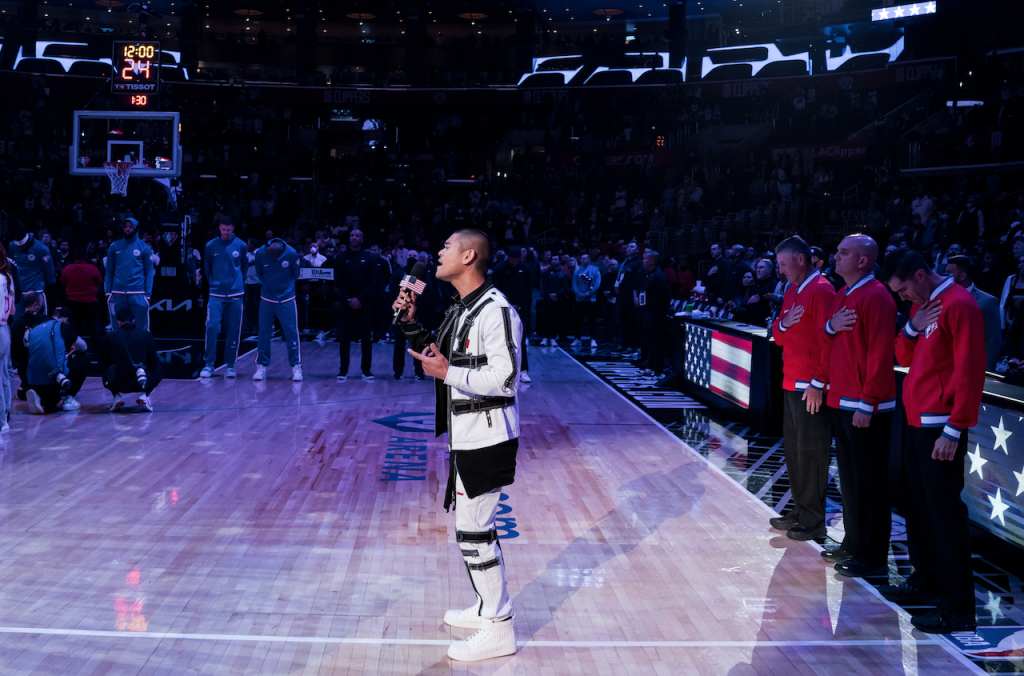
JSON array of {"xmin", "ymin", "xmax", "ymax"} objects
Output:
[{"xmin": 393, "ymin": 229, "xmax": 523, "ymax": 662}]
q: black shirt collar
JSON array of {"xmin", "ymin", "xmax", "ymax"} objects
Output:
[{"xmin": 451, "ymin": 280, "xmax": 493, "ymax": 310}]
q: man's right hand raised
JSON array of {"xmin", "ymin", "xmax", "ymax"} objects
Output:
[{"xmin": 392, "ymin": 293, "xmax": 417, "ymax": 323}]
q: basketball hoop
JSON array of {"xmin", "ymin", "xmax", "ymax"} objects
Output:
[{"xmin": 104, "ymin": 161, "xmax": 134, "ymax": 196}]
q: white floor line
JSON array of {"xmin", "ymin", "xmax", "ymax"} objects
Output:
[
  {"xmin": 212, "ymin": 347, "xmax": 256, "ymax": 372},
  {"xmin": 0, "ymin": 626, "xmax": 945, "ymax": 648},
  {"xmin": 562, "ymin": 349, "xmax": 987, "ymax": 675}
]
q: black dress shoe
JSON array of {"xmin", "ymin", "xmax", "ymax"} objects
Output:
[
  {"xmin": 911, "ymin": 609, "xmax": 977, "ymax": 634},
  {"xmin": 393, "ymin": 374, "xmax": 403, "ymax": 380},
  {"xmin": 786, "ymin": 524, "xmax": 827, "ymax": 541},
  {"xmin": 834, "ymin": 560, "xmax": 889, "ymax": 578},
  {"xmin": 769, "ymin": 516, "xmax": 795, "ymax": 530},
  {"xmin": 878, "ymin": 581, "xmax": 943, "ymax": 606},
  {"xmin": 821, "ymin": 548, "xmax": 852, "ymax": 564}
]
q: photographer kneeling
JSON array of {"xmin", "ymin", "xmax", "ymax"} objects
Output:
[
  {"xmin": 25, "ymin": 307, "xmax": 88, "ymax": 414},
  {"xmin": 102, "ymin": 308, "xmax": 162, "ymax": 412}
]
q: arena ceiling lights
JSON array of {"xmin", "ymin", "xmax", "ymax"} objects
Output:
[{"xmin": 871, "ymin": 2, "xmax": 937, "ymax": 21}]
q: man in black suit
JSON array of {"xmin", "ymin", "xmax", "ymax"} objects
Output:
[
  {"xmin": 334, "ymin": 229, "xmax": 377, "ymax": 380},
  {"xmin": 637, "ymin": 250, "xmax": 670, "ymax": 377},
  {"xmin": 389, "ymin": 250, "xmax": 424, "ymax": 380},
  {"xmin": 492, "ymin": 245, "xmax": 534, "ymax": 382}
]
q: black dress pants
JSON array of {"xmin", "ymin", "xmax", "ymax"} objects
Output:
[
  {"xmin": 574, "ymin": 300, "xmax": 598, "ymax": 341},
  {"xmin": 640, "ymin": 311, "xmax": 666, "ymax": 375},
  {"xmin": 901, "ymin": 425, "xmax": 974, "ymax": 614},
  {"xmin": 832, "ymin": 408, "xmax": 893, "ymax": 566},
  {"xmin": 339, "ymin": 303, "xmax": 372, "ymax": 376},
  {"xmin": 393, "ymin": 332, "xmax": 424, "ymax": 378},
  {"xmin": 783, "ymin": 392, "xmax": 834, "ymax": 529}
]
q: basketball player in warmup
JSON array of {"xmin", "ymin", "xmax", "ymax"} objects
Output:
[
  {"xmin": 393, "ymin": 229, "xmax": 523, "ymax": 662},
  {"xmin": 200, "ymin": 217, "xmax": 247, "ymax": 379},
  {"xmin": 105, "ymin": 218, "xmax": 155, "ymax": 331},
  {"xmin": 253, "ymin": 238, "xmax": 302, "ymax": 382}
]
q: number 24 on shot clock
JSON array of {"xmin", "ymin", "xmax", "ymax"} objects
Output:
[{"xmin": 112, "ymin": 41, "xmax": 161, "ymax": 106}]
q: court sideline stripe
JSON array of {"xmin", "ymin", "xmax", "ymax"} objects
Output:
[
  {"xmin": 563, "ymin": 350, "xmax": 987, "ymax": 676},
  {"xmin": 0, "ymin": 626, "xmax": 946, "ymax": 648}
]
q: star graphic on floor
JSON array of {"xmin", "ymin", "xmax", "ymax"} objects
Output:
[
  {"xmin": 989, "ymin": 488, "xmax": 1009, "ymax": 527},
  {"xmin": 991, "ymin": 416, "xmax": 1012, "ymax": 454},
  {"xmin": 984, "ymin": 591, "xmax": 1005, "ymax": 624},
  {"xmin": 968, "ymin": 444, "xmax": 988, "ymax": 479},
  {"xmin": 1014, "ymin": 465, "xmax": 1024, "ymax": 497}
]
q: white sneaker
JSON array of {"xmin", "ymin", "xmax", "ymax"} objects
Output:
[
  {"xmin": 110, "ymin": 392, "xmax": 125, "ymax": 412},
  {"xmin": 520, "ymin": 371, "xmax": 531, "ymax": 383},
  {"xmin": 570, "ymin": 339, "xmax": 582, "ymax": 347},
  {"xmin": 199, "ymin": 367, "xmax": 213, "ymax": 378},
  {"xmin": 27, "ymin": 390, "xmax": 44, "ymax": 415},
  {"xmin": 336, "ymin": 374, "xmax": 347, "ymax": 382},
  {"xmin": 292, "ymin": 365, "xmax": 303, "ymax": 382},
  {"xmin": 314, "ymin": 331, "xmax": 326, "ymax": 347},
  {"xmin": 539, "ymin": 338, "xmax": 549, "ymax": 347},
  {"xmin": 62, "ymin": 395, "xmax": 82, "ymax": 411},
  {"xmin": 363, "ymin": 372, "xmax": 375, "ymax": 381},
  {"xmin": 136, "ymin": 393, "xmax": 153, "ymax": 412},
  {"xmin": 252, "ymin": 365, "xmax": 267, "ymax": 381},
  {"xmin": 447, "ymin": 616, "xmax": 516, "ymax": 662},
  {"xmin": 444, "ymin": 605, "xmax": 485, "ymax": 629},
  {"xmin": 590, "ymin": 339, "xmax": 598, "ymax": 348},
  {"xmin": 1, "ymin": 422, "xmax": 9, "ymax": 434},
  {"xmin": 225, "ymin": 367, "xmax": 237, "ymax": 379}
]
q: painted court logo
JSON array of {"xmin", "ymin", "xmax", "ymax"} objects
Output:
[
  {"xmin": 373, "ymin": 412, "xmax": 434, "ymax": 434},
  {"xmin": 950, "ymin": 627, "xmax": 1024, "ymax": 660}
]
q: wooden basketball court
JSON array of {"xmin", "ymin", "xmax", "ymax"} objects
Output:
[{"xmin": 0, "ymin": 344, "xmax": 980, "ymax": 674}]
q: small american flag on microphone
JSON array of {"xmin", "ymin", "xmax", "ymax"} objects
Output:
[{"xmin": 399, "ymin": 274, "xmax": 426, "ymax": 295}]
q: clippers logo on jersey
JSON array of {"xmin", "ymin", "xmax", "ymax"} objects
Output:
[
  {"xmin": 685, "ymin": 325, "xmax": 753, "ymax": 409},
  {"xmin": 925, "ymin": 322, "xmax": 939, "ymax": 338},
  {"xmin": 232, "ymin": 250, "xmax": 240, "ymax": 258},
  {"xmin": 400, "ymin": 274, "xmax": 427, "ymax": 295}
]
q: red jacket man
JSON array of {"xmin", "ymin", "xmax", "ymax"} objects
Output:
[{"xmin": 879, "ymin": 248, "xmax": 984, "ymax": 635}]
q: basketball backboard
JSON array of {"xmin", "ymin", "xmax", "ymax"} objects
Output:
[{"xmin": 70, "ymin": 110, "xmax": 181, "ymax": 178}]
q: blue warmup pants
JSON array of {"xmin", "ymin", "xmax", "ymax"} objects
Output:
[
  {"xmin": 205, "ymin": 296, "xmax": 244, "ymax": 369},
  {"xmin": 257, "ymin": 298, "xmax": 300, "ymax": 367},
  {"xmin": 111, "ymin": 293, "xmax": 150, "ymax": 331}
]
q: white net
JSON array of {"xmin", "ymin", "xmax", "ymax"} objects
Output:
[{"xmin": 104, "ymin": 161, "xmax": 133, "ymax": 196}]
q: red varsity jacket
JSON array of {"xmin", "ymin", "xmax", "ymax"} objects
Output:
[
  {"xmin": 895, "ymin": 276, "xmax": 986, "ymax": 441},
  {"xmin": 821, "ymin": 273, "xmax": 897, "ymax": 414},
  {"xmin": 772, "ymin": 270, "xmax": 836, "ymax": 392}
]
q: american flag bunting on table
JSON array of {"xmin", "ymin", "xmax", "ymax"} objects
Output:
[
  {"xmin": 685, "ymin": 325, "xmax": 753, "ymax": 409},
  {"xmin": 399, "ymin": 274, "xmax": 427, "ymax": 295}
]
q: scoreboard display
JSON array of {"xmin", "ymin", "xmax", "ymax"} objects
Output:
[{"xmin": 112, "ymin": 41, "xmax": 161, "ymax": 108}]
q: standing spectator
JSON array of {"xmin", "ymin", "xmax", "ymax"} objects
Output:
[
  {"xmin": 571, "ymin": 254, "xmax": 601, "ymax": 348},
  {"xmin": 822, "ymin": 235, "xmax": 897, "ymax": 575},
  {"xmin": 998, "ymin": 255, "xmax": 1024, "ymax": 330},
  {"xmin": 104, "ymin": 218, "xmax": 155, "ymax": 331},
  {"xmin": 616, "ymin": 242, "xmax": 643, "ymax": 354},
  {"xmin": 721, "ymin": 244, "xmax": 753, "ymax": 304},
  {"xmin": 911, "ymin": 187, "xmax": 934, "ymax": 225},
  {"xmin": 881, "ymin": 249, "xmax": 985, "ymax": 634},
  {"xmin": 253, "ymin": 239, "xmax": 302, "ymax": 382},
  {"xmin": 599, "ymin": 259, "xmax": 619, "ymax": 344},
  {"xmin": 538, "ymin": 254, "xmax": 571, "ymax": 346},
  {"xmin": 770, "ymin": 237, "xmax": 836, "ymax": 544},
  {"xmin": 334, "ymin": 229, "xmax": 377, "ymax": 381},
  {"xmin": 975, "ymin": 248, "xmax": 1005, "ymax": 299},
  {"xmin": 492, "ymin": 246, "xmax": 533, "ymax": 382},
  {"xmin": 200, "ymin": 217, "xmax": 248, "ymax": 379},
  {"xmin": 705, "ymin": 243, "xmax": 730, "ymax": 303},
  {"xmin": 946, "ymin": 256, "xmax": 1001, "ymax": 371},
  {"xmin": 10, "ymin": 226, "xmax": 55, "ymax": 315},
  {"xmin": 243, "ymin": 238, "xmax": 261, "ymax": 336},
  {"xmin": 369, "ymin": 244, "xmax": 393, "ymax": 342},
  {"xmin": 60, "ymin": 247, "xmax": 103, "ymax": 341},
  {"xmin": 637, "ymin": 250, "xmax": 669, "ymax": 377}
]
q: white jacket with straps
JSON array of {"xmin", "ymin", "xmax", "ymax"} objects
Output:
[{"xmin": 403, "ymin": 283, "xmax": 523, "ymax": 451}]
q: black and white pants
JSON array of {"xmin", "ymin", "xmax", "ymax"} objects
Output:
[{"xmin": 454, "ymin": 471, "xmax": 512, "ymax": 620}]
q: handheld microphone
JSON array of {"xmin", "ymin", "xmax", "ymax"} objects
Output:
[{"xmin": 392, "ymin": 262, "xmax": 428, "ymax": 325}]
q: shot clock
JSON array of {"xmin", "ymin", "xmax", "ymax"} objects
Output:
[{"xmin": 112, "ymin": 41, "xmax": 161, "ymax": 108}]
